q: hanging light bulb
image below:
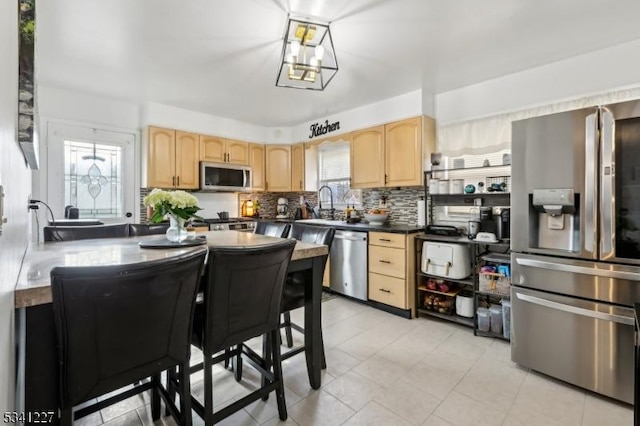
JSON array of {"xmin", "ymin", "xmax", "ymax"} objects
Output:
[
  {"xmin": 315, "ymin": 44, "xmax": 325, "ymax": 61},
  {"xmin": 290, "ymin": 40, "xmax": 301, "ymax": 62}
]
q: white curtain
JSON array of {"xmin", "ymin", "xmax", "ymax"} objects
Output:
[{"xmin": 437, "ymin": 87, "xmax": 640, "ymax": 156}]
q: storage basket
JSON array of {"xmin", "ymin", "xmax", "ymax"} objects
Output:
[{"xmin": 478, "ymin": 272, "xmax": 510, "ymax": 296}]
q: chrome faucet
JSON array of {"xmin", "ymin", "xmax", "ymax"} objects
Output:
[{"xmin": 318, "ymin": 185, "xmax": 335, "ymax": 219}]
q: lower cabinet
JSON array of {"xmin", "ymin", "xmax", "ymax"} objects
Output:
[
  {"xmin": 323, "ymin": 258, "xmax": 330, "ymax": 288},
  {"xmin": 367, "ymin": 231, "xmax": 416, "ymax": 316}
]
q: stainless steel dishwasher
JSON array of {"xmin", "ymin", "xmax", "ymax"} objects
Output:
[{"xmin": 330, "ymin": 230, "xmax": 368, "ymax": 301}]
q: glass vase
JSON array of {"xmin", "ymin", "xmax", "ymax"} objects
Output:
[{"xmin": 166, "ymin": 215, "xmax": 188, "ymax": 243}]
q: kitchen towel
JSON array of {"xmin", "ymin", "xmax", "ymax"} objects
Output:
[{"xmin": 417, "ymin": 199, "xmax": 426, "ymax": 226}]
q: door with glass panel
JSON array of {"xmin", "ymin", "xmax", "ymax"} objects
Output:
[{"xmin": 47, "ymin": 123, "xmax": 136, "ymax": 223}]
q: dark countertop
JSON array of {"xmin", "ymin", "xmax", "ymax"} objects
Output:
[{"xmin": 294, "ymin": 219, "xmax": 424, "ymax": 234}]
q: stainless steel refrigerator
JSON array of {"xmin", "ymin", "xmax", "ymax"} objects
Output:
[{"xmin": 511, "ymin": 99, "xmax": 640, "ymax": 404}]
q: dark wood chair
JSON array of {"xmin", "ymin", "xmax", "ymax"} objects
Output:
[
  {"xmin": 189, "ymin": 239, "xmax": 296, "ymax": 425},
  {"xmin": 50, "ymin": 248, "xmax": 207, "ymax": 426},
  {"xmin": 43, "ymin": 223, "xmax": 129, "ymax": 242},
  {"xmin": 254, "ymin": 221, "xmax": 292, "ymax": 238}
]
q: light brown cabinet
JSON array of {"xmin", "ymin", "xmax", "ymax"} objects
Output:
[
  {"xmin": 200, "ymin": 135, "xmax": 249, "ymax": 165},
  {"xmin": 249, "ymin": 143, "xmax": 266, "ymax": 191},
  {"xmin": 367, "ymin": 231, "xmax": 416, "ymax": 316},
  {"xmin": 350, "ymin": 126, "xmax": 385, "ymax": 188},
  {"xmin": 350, "ymin": 116, "xmax": 435, "ymax": 189},
  {"xmin": 145, "ymin": 126, "xmax": 199, "ymax": 189},
  {"xmin": 291, "ymin": 143, "xmax": 305, "ymax": 191},
  {"xmin": 265, "ymin": 145, "xmax": 292, "ymax": 192}
]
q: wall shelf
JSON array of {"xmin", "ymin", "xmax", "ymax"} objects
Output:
[{"xmin": 429, "ymin": 193, "xmax": 510, "ymax": 207}]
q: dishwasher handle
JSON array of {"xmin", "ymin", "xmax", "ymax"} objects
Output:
[{"xmin": 334, "ymin": 231, "xmax": 368, "ymax": 242}]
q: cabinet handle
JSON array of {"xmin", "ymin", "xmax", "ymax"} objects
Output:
[
  {"xmin": 300, "ymin": 180, "xmax": 303, "ymax": 189},
  {"xmin": 379, "ymin": 288, "xmax": 391, "ymax": 293},
  {"xmin": 379, "ymin": 259, "xmax": 391, "ymax": 264},
  {"xmin": 176, "ymin": 176, "xmax": 180, "ymax": 186},
  {"xmin": 172, "ymin": 176, "xmax": 176, "ymax": 186},
  {"xmin": 384, "ymin": 174, "xmax": 388, "ymax": 184},
  {"xmin": 226, "ymin": 152, "xmax": 229, "ymax": 162},
  {"xmin": 379, "ymin": 238, "xmax": 392, "ymax": 242}
]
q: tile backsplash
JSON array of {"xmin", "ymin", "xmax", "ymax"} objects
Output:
[
  {"xmin": 141, "ymin": 186, "xmax": 426, "ymax": 225},
  {"xmin": 240, "ymin": 186, "xmax": 425, "ymax": 225}
]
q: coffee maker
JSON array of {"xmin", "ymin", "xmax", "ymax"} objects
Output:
[{"xmin": 276, "ymin": 198, "xmax": 289, "ymax": 219}]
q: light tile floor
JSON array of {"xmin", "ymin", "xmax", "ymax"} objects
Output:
[{"xmin": 81, "ymin": 296, "xmax": 633, "ymax": 426}]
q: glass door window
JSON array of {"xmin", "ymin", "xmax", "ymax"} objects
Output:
[{"xmin": 47, "ymin": 123, "xmax": 136, "ymax": 223}]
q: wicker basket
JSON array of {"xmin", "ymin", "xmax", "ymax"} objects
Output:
[{"xmin": 478, "ymin": 272, "xmax": 510, "ymax": 296}]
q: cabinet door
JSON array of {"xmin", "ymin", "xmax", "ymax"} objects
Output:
[
  {"xmin": 147, "ymin": 126, "xmax": 176, "ymax": 188},
  {"xmin": 265, "ymin": 145, "xmax": 292, "ymax": 192},
  {"xmin": 385, "ymin": 117, "xmax": 422, "ymax": 187},
  {"xmin": 226, "ymin": 140, "xmax": 249, "ymax": 165},
  {"xmin": 200, "ymin": 135, "xmax": 226, "ymax": 163},
  {"xmin": 175, "ymin": 131, "xmax": 200, "ymax": 189},
  {"xmin": 249, "ymin": 143, "xmax": 266, "ymax": 191},
  {"xmin": 350, "ymin": 126, "xmax": 385, "ymax": 188},
  {"xmin": 291, "ymin": 143, "xmax": 305, "ymax": 191}
]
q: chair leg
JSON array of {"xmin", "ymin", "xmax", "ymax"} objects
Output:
[
  {"xmin": 283, "ymin": 312, "xmax": 294, "ymax": 348},
  {"xmin": 179, "ymin": 363, "xmax": 193, "ymax": 426},
  {"xmin": 224, "ymin": 348, "xmax": 231, "ymax": 369},
  {"xmin": 261, "ymin": 333, "xmax": 273, "ymax": 401},
  {"xmin": 232, "ymin": 344, "xmax": 243, "ymax": 382},
  {"xmin": 60, "ymin": 407, "xmax": 73, "ymax": 426},
  {"xmin": 165, "ymin": 367, "xmax": 176, "ymax": 416},
  {"xmin": 151, "ymin": 374, "xmax": 161, "ymax": 421},
  {"xmin": 204, "ymin": 352, "xmax": 214, "ymax": 426},
  {"xmin": 320, "ymin": 328, "xmax": 327, "ymax": 369},
  {"xmin": 270, "ymin": 329, "xmax": 288, "ymax": 421}
]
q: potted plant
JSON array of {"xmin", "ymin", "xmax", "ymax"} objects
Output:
[{"xmin": 143, "ymin": 189, "xmax": 202, "ymax": 242}]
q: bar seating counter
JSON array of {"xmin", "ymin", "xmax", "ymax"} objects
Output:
[{"xmin": 15, "ymin": 231, "xmax": 329, "ymax": 424}]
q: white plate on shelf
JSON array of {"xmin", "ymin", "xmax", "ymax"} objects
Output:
[{"xmin": 474, "ymin": 232, "xmax": 499, "ymax": 243}]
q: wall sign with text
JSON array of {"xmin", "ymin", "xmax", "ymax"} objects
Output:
[{"xmin": 309, "ymin": 120, "xmax": 341, "ymax": 139}]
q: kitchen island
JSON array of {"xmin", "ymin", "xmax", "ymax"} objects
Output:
[{"xmin": 15, "ymin": 231, "xmax": 329, "ymax": 425}]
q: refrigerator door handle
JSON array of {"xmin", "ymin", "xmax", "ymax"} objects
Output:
[
  {"xmin": 514, "ymin": 292, "xmax": 635, "ymax": 326},
  {"xmin": 584, "ymin": 112, "xmax": 598, "ymax": 256},
  {"xmin": 600, "ymin": 107, "xmax": 616, "ymax": 260},
  {"xmin": 516, "ymin": 256, "xmax": 640, "ymax": 281}
]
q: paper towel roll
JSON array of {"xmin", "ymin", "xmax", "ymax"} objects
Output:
[{"xmin": 417, "ymin": 199, "xmax": 426, "ymax": 226}]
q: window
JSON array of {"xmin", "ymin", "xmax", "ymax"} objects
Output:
[
  {"xmin": 64, "ymin": 140, "xmax": 123, "ymax": 218},
  {"xmin": 317, "ymin": 143, "xmax": 361, "ymax": 207}
]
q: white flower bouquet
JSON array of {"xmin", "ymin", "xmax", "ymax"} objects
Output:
[{"xmin": 143, "ymin": 189, "xmax": 202, "ymax": 223}]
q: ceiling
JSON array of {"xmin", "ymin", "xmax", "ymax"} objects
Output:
[{"xmin": 37, "ymin": 0, "xmax": 640, "ymax": 127}]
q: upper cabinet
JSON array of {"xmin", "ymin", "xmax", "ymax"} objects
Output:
[
  {"xmin": 265, "ymin": 145, "xmax": 291, "ymax": 192},
  {"xmin": 145, "ymin": 126, "xmax": 199, "ymax": 189},
  {"xmin": 200, "ymin": 135, "xmax": 249, "ymax": 165},
  {"xmin": 350, "ymin": 126, "xmax": 385, "ymax": 188},
  {"xmin": 249, "ymin": 143, "xmax": 266, "ymax": 191},
  {"xmin": 350, "ymin": 116, "xmax": 435, "ymax": 188},
  {"xmin": 291, "ymin": 143, "xmax": 305, "ymax": 192}
]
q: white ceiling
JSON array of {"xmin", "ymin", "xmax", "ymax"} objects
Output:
[{"xmin": 37, "ymin": 0, "xmax": 640, "ymax": 127}]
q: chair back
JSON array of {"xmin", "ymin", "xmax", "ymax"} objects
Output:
[
  {"xmin": 128, "ymin": 223, "xmax": 170, "ymax": 236},
  {"xmin": 43, "ymin": 224, "xmax": 129, "ymax": 242},
  {"xmin": 290, "ymin": 223, "xmax": 336, "ymax": 247},
  {"xmin": 50, "ymin": 248, "xmax": 207, "ymax": 406},
  {"xmin": 254, "ymin": 221, "xmax": 291, "ymax": 238},
  {"xmin": 198, "ymin": 239, "xmax": 296, "ymax": 354},
  {"xmin": 281, "ymin": 224, "xmax": 335, "ymax": 312}
]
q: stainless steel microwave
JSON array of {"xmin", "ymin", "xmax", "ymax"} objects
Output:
[{"xmin": 199, "ymin": 162, "xmax": 251, "ymax": 192}]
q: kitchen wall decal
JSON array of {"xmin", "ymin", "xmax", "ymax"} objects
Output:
[{"xmin": 309, "ymin": 120, "xmax": 341, "ymax": 139}]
